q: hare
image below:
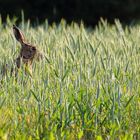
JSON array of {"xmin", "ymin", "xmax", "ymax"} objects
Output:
[
  {"xmin": 13, "ymin": 25, "xmax": 45, "ymax": 77},
  {"xmin": 1, "ymin": 25, "xmax": 43, "ymax": 79},
  {"xmin": 12, "ymin": 25, "xmax": 44, "ymax": 76}
]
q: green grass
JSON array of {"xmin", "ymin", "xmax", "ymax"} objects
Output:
[{"xmin": 0, "ymin": 18, "xmax": 140, "ymax": 140}]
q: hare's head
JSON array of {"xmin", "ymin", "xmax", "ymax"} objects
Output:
[{"xmin": 13, "ymin": 25, "xmax": 37, "ymax": 64}]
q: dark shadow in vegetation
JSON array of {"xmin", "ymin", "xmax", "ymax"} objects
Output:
[{"xmin": 1, "ymin": 0, "xmax": 140, "ymax": 26}]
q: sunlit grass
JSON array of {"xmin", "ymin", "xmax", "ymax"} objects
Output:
[{"xmin": 0, "ymin": 18, "xmax": 140, "ymax": 139}]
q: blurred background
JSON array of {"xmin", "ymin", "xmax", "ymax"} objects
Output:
[{"xmin": 0, "ymin": 0, "xmax": 140, "ymax": 26}]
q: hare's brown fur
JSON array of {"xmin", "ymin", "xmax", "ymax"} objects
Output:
[
  {"xmin": 13, "ymin": 25, "xmax": 44, "ymax": 76},
  {"xmin": 2, "ymin": 25, "xmax": 42, "ymax": 78}
]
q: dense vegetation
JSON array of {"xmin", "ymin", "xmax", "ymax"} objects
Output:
[
  {"xmin": 1, "ymin": 0, "xmax": 140, "ymax": 25},
  {"xmin": 0, "ymin": 19, "xmax": 140, "ymax": 139}
]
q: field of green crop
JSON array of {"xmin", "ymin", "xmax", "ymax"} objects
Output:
[{"xmin": 0, "ymin": 18, "xmax": 140, "ymax": 140}]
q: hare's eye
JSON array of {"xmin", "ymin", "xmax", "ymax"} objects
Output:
[
  {"xmin": 23, "ymin": 56, "xmax": 27, "ymax": 59},
  {"xmin": 31, "ymin": 47, "xmax": 36, "ymax": 51}
]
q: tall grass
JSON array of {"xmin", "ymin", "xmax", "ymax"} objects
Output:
[{"xmin": 0, "ymin": 18, "xmax": 140, "ymax": 139}]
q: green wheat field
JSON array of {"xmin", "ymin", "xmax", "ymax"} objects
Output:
[{"xmin": 0, "ymin": 18, "xmax": 140, "ymax": 140}]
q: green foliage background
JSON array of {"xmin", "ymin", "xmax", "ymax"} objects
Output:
[{"xmin": 0, "ymin": 18, "xmax": 140, "ymax": 139}]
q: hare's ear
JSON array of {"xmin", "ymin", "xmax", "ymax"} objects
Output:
[{"xmin": 13, "ymin": 25, "xmax": 25, "ymax": 44}]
